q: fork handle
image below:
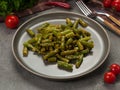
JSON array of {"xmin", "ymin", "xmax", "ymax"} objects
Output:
[
  {"xmin": 108, "ymin": 15, "xmax": 120, "ymax": 27},
  {"xmin": 104, "ymin": 20, "xmax": 120, "ymax": 35}
]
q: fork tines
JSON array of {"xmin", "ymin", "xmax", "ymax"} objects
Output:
[{"xmin": 76, "ymin": 0, "xmax": 92, "ymax": 16}]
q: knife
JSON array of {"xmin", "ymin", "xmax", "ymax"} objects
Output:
[
  {"xmin": 96, "ymin": 11, "xmax": 120, "ymax": 27},
  {"xmin": 96, "ymin": 16, "xmax": 120, "ymax": 35}
]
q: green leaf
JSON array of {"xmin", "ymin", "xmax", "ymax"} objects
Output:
[
  {"xmin": 0, "ymin": 1, "xmax": 8, "ymax": 11},
  {"xmin": 0, "ymin": 0, "xmax": 38, "ymax": 17},
  {"xmin": 13, "ymin": 0, "xmax": 20, "ymax": 11}
]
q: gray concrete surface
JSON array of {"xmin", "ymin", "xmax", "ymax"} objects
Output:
[{"xmin": 0, "ymin": 1, "xmax": 120, "ymax": 90}]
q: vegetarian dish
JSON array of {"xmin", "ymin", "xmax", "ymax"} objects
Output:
[{"xmin": 22, "ymin": 18, "xmax": 94, "ymax": 71}]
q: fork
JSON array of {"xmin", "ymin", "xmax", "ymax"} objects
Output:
[{"xmin": 76, "ymin": 0, "xmax": 120, "ymax": 35}]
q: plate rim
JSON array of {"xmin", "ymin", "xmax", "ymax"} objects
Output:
[{"xmin": 12, "ymin": 11, "xmax": 110, "ymax": 80}]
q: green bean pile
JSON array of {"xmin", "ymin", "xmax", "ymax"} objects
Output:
[{"xmin": 23, "ymin": 18, "xmax": 94, "ymax": 71}]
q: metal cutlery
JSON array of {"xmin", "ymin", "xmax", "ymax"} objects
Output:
[
  {"xmin": 96, "ymin": 11, "xmax": 120, "ymax": 27},
  {"xmin": 76, "ymin": 0, "xmax": 120, "ymax": 35}
]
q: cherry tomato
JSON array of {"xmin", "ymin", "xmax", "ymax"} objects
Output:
[
  {"xmin": 5, "ymin": 15, "xmax": 19, "ymax": 29},
  {"xmin": 111, "ymin": 0, "xmax": 120, "ymax": 11},
  {"xmin": 104, "ymin": 72, "xmax": 116, "ymax": 84},
  {"xmin": 117, "ymin": 4, "xmax": 120, "ymax": 11},
  {"xmin": 112, "ymin": 0, "xmax": 120, "ymax": 2},
  {"xmin": 103, "ymin": 0, "xmax": 113, "ymax": 8},
  {"xmin": 110, "ymin": 63, "xmax": 120, "ymax": 75}
]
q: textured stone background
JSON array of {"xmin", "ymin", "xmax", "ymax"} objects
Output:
[{"xmin": 0, "ymin": 1, "xmax": 120, "ymax": 90}]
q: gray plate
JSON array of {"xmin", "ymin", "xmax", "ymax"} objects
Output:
[{"xmin": 12, "ymin": 11, "xmax": 110, "ymax": 80}]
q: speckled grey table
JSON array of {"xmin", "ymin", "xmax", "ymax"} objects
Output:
[{"xmin": 0, "ymin": 1, "xmax": 120, "ymax": 90}]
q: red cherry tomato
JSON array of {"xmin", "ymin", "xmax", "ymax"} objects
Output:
[
  {"xmin": 117, "ymin": 4, "xmax": 120, "ymax": 11},
  {"xmin": 103, "ymin": 0, "xmax": 113, "ymax": 8},
  {"xmin": 104, "ymin": 72, "xmax": 116, "ymax": 84},
  {"xmin": 110, "ymin": 63, "xmax": 120, "ymax": 75},
  {"xmin": 112, "ymin": 0, "xmax": 120, "ymax": 2},
  {"xmin": 5, "ymin": 15, "xmax": 19, "ymax": 29},
  {"xmin": 111, "ymin": 0, "xmax": 120, "ymax": 11}
]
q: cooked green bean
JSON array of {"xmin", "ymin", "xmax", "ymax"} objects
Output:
[
  {"xmin": 61, "ymin": 36, "xmax": 65, "ymax": 50},
  {"xmin": 73, "ymin": 19, "xmax": 79, "ymax": 29},
  {"xmin": 56, "ymin": 54, "xmax": 69, "ymax": 63},
  {"xmin": 41, "ymin": 39, "xmax": 51, "ymax": 43},
  {"xmin": 80, "ymin": 40, "xmax": 94, "ymax": 49},
  {"xmin": 65, "ymin": 32, "xmax": 75, "ymax": 38},
  {"xmin": 53, "ymin": 31, "xmax": 60, "ymax": 38},
  {"xmin": 80, "ymin": 48, "xmax": 90, "ymax": 55},
  {"xmin": 57, "ymin": 61, "xmax": 73, "ymax": 71},
  {"xmin": 23, "ymin": 46, "xmax": 28, "ymax": 56},
  {"xmin": 23, "ymin": 42, "xmax": 37, "ymax": 52},
  {"xmin": 23, "ymin": 18, "xmax": 94, "ymax": 71},
  {"xmin": 79, "ymin": 36, "xmax": 91, "ymax": 41},
  {"xmin": 66, "ymin": 38, "xmax": 73, "ymax": 45},
  {"xmin": 72, "ymin": 28, "xmax": 80, "ymax": 34},
  {"xmin": 37, "ymin": 23, "xmax": 50, "ymax": 32},
  {"xmin": 40, "ymin": 43, "xmax": 54, "ymax": 47},
  {"xmin": 40, "ymin": 47, "xmax": 46, "ymax": 52},
  {"xmin": 66, "ymin": 18, "xmax": 73, "ymax": 27},
  {"xmin": 61, "ymin": 49, "xmax": 77, "ymax": 56},
  {"xmin": 49, "ymin": 47, "xmax": 54, "ymax": 51},
  {"xmin": 26, "ymin": 29, "xmax": 35, "ymax": 37},
  {"xmin": 77, "ymin": 41, "xmax": 84, "ymax": 51},
  {"xmin": 78, "ymin": 28, "xmax": 91, "ymax": 36},
  {"xmin": 65, "ymin": 55, "xmax": 81, "ymax": 60},
  {"xmin": 36, "ymin": 34, "xmax": 42, "ymax": 44},
  {"xmin": 48, "ymin": 34, "xmax": 53, "ymax": 40},
  {"xmin": 75, "ymin": 54, "xmax": 83, "ymax": 68},
  {"xmin": 60, "ymin": 29, "xmax": 71, "ymax": 35},
  {"xmin": 60, "ymin": 24, "xmax": 66, "ymax": 30},
  {"xmin": 27, "ymin": 37, "xmax": 37, "ymax": 44},
  {"xmin": 47, "ymin": 57, "xmax": 57, "ymax": 62},
  {"xmin": 79, "ymin": 18, "xmax": 88, "ymax": 27},
  {"xmin": 74, "ymin": 47, "xmax": 79, "ymax": 51},
  {"xmin": 43, "ymin": 49, "xmax": 59, "ymax": 60}
]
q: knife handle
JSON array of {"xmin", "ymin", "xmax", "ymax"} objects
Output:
[
  {"xmin": 104, "ymin": 20, "xmax": 120, "ymax": 35},
  {"xmin": 108, "ymin": 15, "xmax": 120, "ymax": 27}
]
